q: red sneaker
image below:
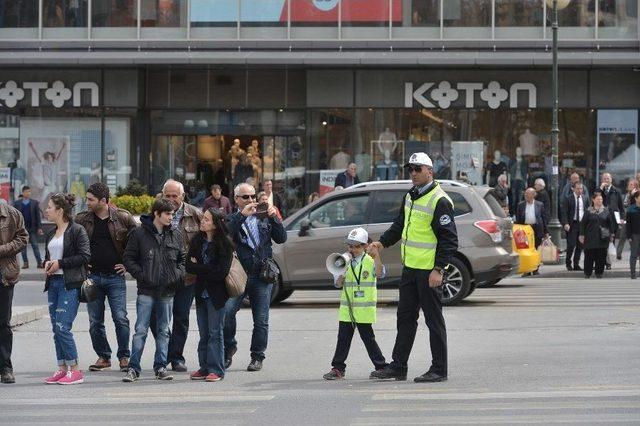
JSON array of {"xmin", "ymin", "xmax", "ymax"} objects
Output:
[
  {"xmin": 190, "ymin": 370, "xmax": 207, "ymax": 380},
  {"xmin": 205, "ymin": 373, "xmax": 223, "ymax": 382},
  {"xmin": 45, "ymin": 370, "xmax": 66, "ymax": 384}
]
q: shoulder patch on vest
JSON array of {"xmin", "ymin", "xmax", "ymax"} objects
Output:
[
  {"xmin": 362, "ymin": 271, "xmax": 370, "ymax": 279},
  {"xmin": 439, "ymin": 215, "xmax": 452, "ymax": 226}
]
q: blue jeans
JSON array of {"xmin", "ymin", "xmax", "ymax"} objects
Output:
[
  {"xmin": 21, "ymin": 229, "xmax": 42, "ymax": 265},
  {"xmin": 129, "ymin": 294, "xmax": 173, "ymax": 374},
  {"xmin": 196, "ymin": 295, "xmax": 226, "ymax": 376},
  {"xmin": 47, "ymin": 275, "xmax": 80, "ymax": 366},
  {"xmin": 167, "ymin": 282, "xmax": 194, "ymax": 365},
  {"xmin": 87, "ymin": 273, "xmax": 130, "ymax": 360},
  {"xmin": 224, "ymin": 277, "xmax": 272, "ymax": 362}
]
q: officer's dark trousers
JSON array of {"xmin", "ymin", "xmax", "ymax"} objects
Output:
[
  {"xmin": 390, "ymin": 267, "xmax": 447, "ymax": 376},
  {"xmin": 331, "ymin": 321, "xmax": 387, "ymax": 373}
]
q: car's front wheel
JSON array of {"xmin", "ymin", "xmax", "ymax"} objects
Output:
[{"xmin": 441, "ymin": 257, "xmax": 471, "ymax": 306}]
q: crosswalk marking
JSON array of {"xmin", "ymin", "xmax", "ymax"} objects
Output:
[{"xmin": 351, "ymin": 414, "xmax": 640, "ymax": 425}]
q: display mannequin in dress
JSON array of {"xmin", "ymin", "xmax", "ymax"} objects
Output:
[
  {"xmin": 509, "ymin": 147, "xmax": 529, "ymax": 214},
  {"xmin": 486, "ymin": 149, "xmax": 508, "ymax": 187},
  {"xmin": 377, "ymin": 127, "xmax": 397, "ymax": 157},
  {"xmin": 330, "ymin": 147, "xmax": 350, "ymax": 170}
]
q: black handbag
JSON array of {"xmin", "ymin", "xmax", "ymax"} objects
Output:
[{"xmin": 245, "ymin": 223, "xmax": 280, "ymax": 284}]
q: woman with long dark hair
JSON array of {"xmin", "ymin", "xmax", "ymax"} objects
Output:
[
  {"xmin": 43, "ymin": 193, "xmax": 90, "ymax": 384},
  {"xmin": 186, "ymin": 208, "xmax": 234, "ymax": 382},
  {"xmin": 579, "ymin": 190, "xmax": 617, "ymax": 279}
]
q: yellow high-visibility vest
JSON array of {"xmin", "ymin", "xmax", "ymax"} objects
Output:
[
  {"xmin": 401, "ymin": 182, "xmax": 453, "ymax": 270},
  {"xmin": 339, "ymin": 254, "xmax": 377, "ymax": 324}
]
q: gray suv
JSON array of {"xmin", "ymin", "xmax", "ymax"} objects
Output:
[{"xmin": 270, "ymin": 180, "xmax": 519, "ymax": 305}]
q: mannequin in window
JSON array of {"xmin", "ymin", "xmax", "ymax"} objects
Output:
[
  {"xmin": 375, "ymin": 150, "xmax": 399, "ymax": 181},
  {"xmin": 247, "ymin": 144, "xmax": 262, "ymax": 186},
  {"xmin": 509, "ymin": 146, "xmax": 528, "ymax": 214},
  {"xmin": 228, "ymin": 138, "xmax": 245, "ymax": 179},
  {"xmin": 11, "ymin": 159, "xmax": 26, "ymax": 202},
  {"xmin": 355, "ymin": 151, "xmax": 372, "ymax": 182},
  {"xmin": 330, "ymin": 147, "xmax": 350, "ymax": 170},
  {"xmin": 486, "ymin": 149, "xmax": 508, "ymax": 187},
  {"xmin": 519, "ymin": 128, "xmax": 538, "ymax": 157},
  {"xmin": 377, "ymin": 127, "xmax": 397, "ymax": 157}
]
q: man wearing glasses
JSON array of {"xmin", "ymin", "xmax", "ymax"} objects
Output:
[
  {"xmin": 223, "ymin": 183, "xmax": 287, "ymax": 372},
  {"xmin": 368, "ymin": 152, "xmax": 458, "ymax": 383}
]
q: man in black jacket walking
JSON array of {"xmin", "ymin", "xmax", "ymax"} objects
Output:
[
  {"xmin": 223, "ymin": 183, "xmax": 287, "ymax": 372},
  {"xmin": 122, "ymin": 199, "xmax": 185, "ymax": 382}
]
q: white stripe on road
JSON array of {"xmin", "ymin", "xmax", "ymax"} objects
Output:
[
  {"xmin": 362, "ymin": 400, "xmax": 640, "ymax": 412},
  {"xmin": 351, "ymin": 414, "xmax": 640, "ymax": 425},
  {"xmin": 0, "ymin": 395, "xmax": 274, "ymax": 405},
  {"xmin": 371, "ymin": 388, "xmax": 640, "ymax": 401}
]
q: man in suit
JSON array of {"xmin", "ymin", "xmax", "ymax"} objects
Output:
[
  {"xmin": 334, "ymin": 163, "xmax": 360, "ymax": 189},
  {"xmin": 600, "ymin": 172, "xmax": 624, "ymax": 269},
  {"xmin": 561, "ymin": 182, "xmax": 588, "ymax": 271},
  {"xmin": 12, "ymin": 186, "xmax": 43, "ymax": 269},
  {"xmin": 516, "ymin": 188, "xmax": 549, "ymax": 250}
]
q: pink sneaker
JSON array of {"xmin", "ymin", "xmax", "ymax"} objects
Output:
[
  {"xmin": 205, "ymin": 373, "xmax": 223, "ymax": 382},
  {"xmin": 57, "ymin": 370, "xmax": 84, "ymax": 385},
  {"xmin": 45, "ymin": 370, "xmax": 66, "ymax": 384}
]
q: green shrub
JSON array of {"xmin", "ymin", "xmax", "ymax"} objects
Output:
[
  {"xmin": 116, "ymin": 179, "xmax": 148, "ymax": 197},
  {"xmin": 111, "ymin": 195, "xmax": 155, "ymax": 215}
]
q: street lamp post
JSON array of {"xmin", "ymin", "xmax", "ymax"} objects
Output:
[{"xmin": 547, "ymin": 0, "xmax": 571, "ymax": 246}]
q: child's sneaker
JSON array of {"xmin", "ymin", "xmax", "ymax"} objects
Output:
[
  {"xmin": 45, "ymin": 370, "xmax": 66, "ymax": 384},
  {"xmin": 323, "ymin": 368, "xmax": 345, "ymax": 380},
  {"xmin": 205, "ymin": 373, "xmax": 223, "ymax": 382},
  {"xmin": 57, "ymin": 370, "xmax": 84, "ymax": 385}
]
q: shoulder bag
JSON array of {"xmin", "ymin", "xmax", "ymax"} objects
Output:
[
  {"xmin": 244, "ymin": 221, "xmax": 281, "ymax": 284},
  {"xmin": 225, "ymin": 252, "xmax": 247, "ymax": 297}
]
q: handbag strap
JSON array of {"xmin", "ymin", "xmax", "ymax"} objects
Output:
[{"xmin": 243, "ymin": 221, "xmax": 264, "ymax": 260}]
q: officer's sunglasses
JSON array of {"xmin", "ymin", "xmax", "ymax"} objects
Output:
[
  {"xmin": 238, "ymin": 194, "xmax": 257, "ymax": 200},
  {"xmin": 407, "ymin": 166, "xmax": 423, "ymax": 173}
]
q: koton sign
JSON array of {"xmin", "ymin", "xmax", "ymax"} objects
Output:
[
  {"xmin": 0, "ymin": 80, "xmax": 99, "ymax": 108},
  {"xmin": 405, "ymin": 81, "xmax": 537, "ymax": 109}
]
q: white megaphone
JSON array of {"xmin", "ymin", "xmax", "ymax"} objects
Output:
[{"xmin": 326, "ymin": 252, "xmax": 352, "ymax": 282}]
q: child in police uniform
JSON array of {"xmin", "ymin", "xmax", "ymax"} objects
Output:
[{"xmin": 323, "ymin": 227, "xmax": 387, "ymax": 380}]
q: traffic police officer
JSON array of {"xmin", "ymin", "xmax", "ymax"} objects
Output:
[{"xmin": 368, "ymin": 152, "xmax": 458, "ymax": 382}]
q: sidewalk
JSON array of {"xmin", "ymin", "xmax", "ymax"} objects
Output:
[
  {"xmin": 10, "ymin": 305, "xmax": 47, "ymax": 328},
  {"xmin": 536, "ymin": 249, "xmax": 634, "ymax": 279}
]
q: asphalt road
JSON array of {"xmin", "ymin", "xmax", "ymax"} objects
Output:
[{"xmin": 2, "ymin": 277, "xmax": 640, "ymax": 425}]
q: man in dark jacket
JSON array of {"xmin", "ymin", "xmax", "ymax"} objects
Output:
[
  {"xmin": 262, "ymin": 179, "xmax": 286, "ymax": 218},
  {"xmin": 122, "ymin": 198, "xmax": 185, "ymax": 382},
  {"xmin": 334, "ymin": 163, "xmax": 360, "ymax": 189},
  {"xmin": 13, "ymin": 186, "xmax": 43, "ymax": 269},
  {"xmin": 534, "ymin": 178, "xmax": 551, "ymax": 218},
  {"xmin": 76, "ymin": 183, "xmax": 138, "ymax": 373},
  {"xmin": 202, "ymin": 184, "xmax": 232, "ymax": 215},
  {"xmin": 223, "ymin": 183, "xmax": 287, "ymax": 372},
  {"xmin": 493, "ymin": 174, "xmax": 510, "ymax": 214},
  {"xmin": 601, "ymin": 172, "xmax": 624, "ymax": 269},
  {"xmin": 516, "ymin": 188, "xmax": 549, "ymax": 249},
  {"xmin": 0, "ymin": 203, "xmax": 28, "ymax": 384}
]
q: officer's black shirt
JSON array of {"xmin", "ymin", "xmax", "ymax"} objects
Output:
[{"xmin": 379, "ymin": 182, "xmax": 458, "ymax": 269}]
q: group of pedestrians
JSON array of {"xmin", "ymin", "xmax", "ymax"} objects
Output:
[{"xmin": 0, "ymin": 177, "xmax": 288, "ymax": 385}]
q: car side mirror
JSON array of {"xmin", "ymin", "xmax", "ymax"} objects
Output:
[{"xmin": 298, "ymin": 219, "xmax": 311, "ymax": 237}]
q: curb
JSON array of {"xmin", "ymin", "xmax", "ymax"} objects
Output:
[{"xmin": 10, "ymin": 306, "xmax": 47, "ymax": 328}]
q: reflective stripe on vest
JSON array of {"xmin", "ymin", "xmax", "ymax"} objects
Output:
[
  {"xmin": 339, "ymin": 255, "xmax": 377, "ymax": 324},
  {"xmin": 401, "ymin": 183, "xmax": 453, "ymax": 270}
]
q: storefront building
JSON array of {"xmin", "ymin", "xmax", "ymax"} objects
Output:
[{"xmin": 1, "ymin": 1, "xmax": 639, "ymax": 214}]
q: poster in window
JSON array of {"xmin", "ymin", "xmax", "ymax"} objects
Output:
[
  {"xmin": 26, "ymin": 137, "xmax": 70, "ymax": 207},
  {"xmin": 597, "ymin": 110, "xmax": 639, "ymax": 182},
  {"xmin": 451, "ymin": 141, "xmax": 484, "ymax": 186}
]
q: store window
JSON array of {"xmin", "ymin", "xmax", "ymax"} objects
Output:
[
  {"xmin": 92, "ymin": 0, "xmax": 137, "ymax": 27},
  {"xmin": 44, "ymin": 0, "xmax": 88, "ymax": 27},
  {"xmin": 141, "ymin": 0, "xmax": 186, "ymax": 27},
  {"xmin": 408, "ymin": 0, "xmax": 440, "ymax": 27},
  {"xmin": 443, "ymin": 0, "xmax": 492, "ymax": 28},
  {"xmin": 0, "ymin": 0, "xmax": 38, "ymax": 27},
  {"xmin": 495, "ymin": 0, "xmax": 543, "ymax": 38},
  {"xmin": 599, "ymin": 0, "xmax": 638, "ymax": 38}
]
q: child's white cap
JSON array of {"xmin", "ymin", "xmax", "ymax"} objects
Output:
[{"xmin": 346, "ymin": 227, "xmax": 368, "ymax": 245}]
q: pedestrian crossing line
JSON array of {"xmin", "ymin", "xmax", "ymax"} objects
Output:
[
  {"xmin": 371, "ymin": 388, "xmax": 640, "ymax": 401},
  {"xmin": 0, "ymin": 407, "xmax": 257, "ymax": 416},
  {"xmin": 350, "ymin": 413, "xmax": 640, "ymax": 425},
  {"xmin": 0, "ymin": 395, "xmax": 274, "ymax": 405},
  {"xmin": 361, "ymin": 400, "xmax": 640, "ymax": 412}
]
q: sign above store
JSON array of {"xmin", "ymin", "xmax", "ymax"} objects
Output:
[
  {"xmin": 405, "ymin": 81, "xmax": 537, "ymax": 110},
  {"xmin": 0, "ymin": 80, "xmax": 99, "ymax": 108}
]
